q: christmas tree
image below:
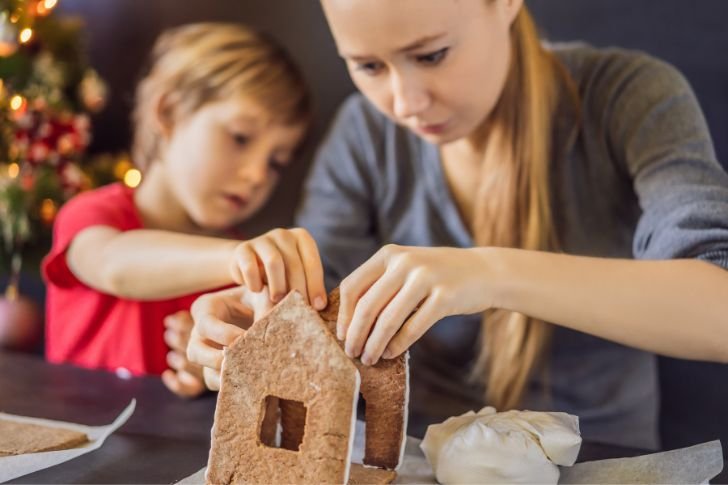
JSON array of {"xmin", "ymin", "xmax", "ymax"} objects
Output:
[{"xmin": 0, "ymin": 0, "xmax": 108, "ymax": 300}]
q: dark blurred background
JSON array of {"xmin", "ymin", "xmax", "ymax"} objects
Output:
[
  {"xmin": 55, "ymin": 0, "xmax": 728, "ymax": 231},
  {"xmin": 40, "ymin": 0, "xmax": 728, "ymax": 474}
]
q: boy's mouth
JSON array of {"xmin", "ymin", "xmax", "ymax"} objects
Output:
[{"xmin": 222, "ymin": 193, "xmax": 249, "ymax": 210}]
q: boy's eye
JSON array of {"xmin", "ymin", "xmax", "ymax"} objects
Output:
[
  {"xmin": 231, "ymin": 133, "xmax": 249, "ymax": 146},
  {"xmin": 416, "ymin": 47, "xmax": 449, "ymax": 66},
  {"xmin": 268, "ymin": 157, "xmax": 288, "ymax": 174},
  {"xmin": 354, "ymin": 60, "xmax": 384, "ymax": 76}
]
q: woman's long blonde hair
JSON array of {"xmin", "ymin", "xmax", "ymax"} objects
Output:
[
  {"xmin": 470, "ymin": 5, "xmax": 578, "ymax": 410},
  {"xmin": 132, "ymin": 23, "xmax": 311, "ymax": 172}
]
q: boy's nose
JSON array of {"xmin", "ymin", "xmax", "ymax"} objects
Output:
[{"xmin": 239, "ymin": 158, "xmax": 269, "ymax": 187}]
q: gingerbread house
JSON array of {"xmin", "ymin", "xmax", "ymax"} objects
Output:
[{"xmin": 206, "ymin": 289, "xmax": 409, "ymax": 484}]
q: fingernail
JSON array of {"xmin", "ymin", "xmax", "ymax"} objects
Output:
[
  {"xmin": 361, "ymin": 354, "xmax": 371, "ymax": 366},
  {"xmin": 314, "ymin": 296, "xmax": 325, "ymax": 310},
  {"xmin": 382, "ymin": 349, "xmax": 393, "ymax": 359}
]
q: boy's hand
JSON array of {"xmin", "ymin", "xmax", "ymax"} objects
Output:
[
  {"xmin": 229, "ymin": 228, "xmax": 327, "ymax": 310},
  {"xmin": 161, "ymin": 311, "xmax": 206, "ymax": 398},
  {"xmin": 188, "ymin": 286, "xmax": 273, "ymax": 391}
]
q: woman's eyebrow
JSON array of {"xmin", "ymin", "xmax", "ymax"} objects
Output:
[
  {"xmin": 340, "ymin": 32, "xmax": 448, "ymax": 60},
  {"xmin": 397, "ymin": 32, "xmax": 447, "ymax": 52}
]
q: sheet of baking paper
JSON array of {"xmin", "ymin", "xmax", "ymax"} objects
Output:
[
  {"xmin": 560, "ymin": 440, "xmax": 723, "ymax": 485},
  {"xmin": 177, "ymin": 420, "xmax": 724, "ymax": 484},
  {"xmin": 0, "ymin": 399, "xmax": 136, "ymax": 483}
]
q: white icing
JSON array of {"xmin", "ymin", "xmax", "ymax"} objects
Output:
[
  {"xmin": 420, "ymin": 406, "xmax": 582, "ymax": 484},
  {"xmin": 343, "ymin": 369, "xmax": 361, "ymax": 484},
  {"xmin": 395, "ymin": 351, "xmax": 410, "ymax": 471}
]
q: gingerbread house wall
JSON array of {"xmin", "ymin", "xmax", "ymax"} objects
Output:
[
  {"xmin": 206, "ymin": 292, "xmax": 360, "ymax": 485},
  {"xmin": 319, "ymin": 289, "xmax": 409, "ymax": 470}
]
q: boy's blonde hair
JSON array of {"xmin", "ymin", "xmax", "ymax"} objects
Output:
[{"xmin": 132, "ymin": 22, "xmax": 312, "ymax": 172}]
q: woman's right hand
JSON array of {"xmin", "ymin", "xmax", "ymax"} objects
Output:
[
  {"xmin": 229, "ymin": 228, "xmax": 327, "ymax": 310},
  {"xmin": 187, "ymin": 286, "xmax": 273, "ymax": 390}
]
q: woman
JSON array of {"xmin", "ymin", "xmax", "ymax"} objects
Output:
[{"xmin": 188, "ymin": 0, "xmax": 728, "ymax": 450}]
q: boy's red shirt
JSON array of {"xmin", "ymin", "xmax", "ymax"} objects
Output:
[{"xmin": 42, "ymin": 183, "xmax": 227, "ymax": 376}]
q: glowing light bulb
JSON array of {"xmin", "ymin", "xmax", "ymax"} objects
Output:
[
  {"xmin": 124, "ymin": 168, "xmax": 142, "ymax": 188},
  {"xmin": 40, "ymin": 198, "xmax": 57, "ymax": 223},
  {"xmin": 9, "ymin": 94, "xmax": 24, "ymax": 111},
  {"xmin": 19, "ymin": 28, "xmax": 32, "ymax": 44},
  {"xmin": 8, "ymin": 163, "xmax": 20, "ymax": 178}
]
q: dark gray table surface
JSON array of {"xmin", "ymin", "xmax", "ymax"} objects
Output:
[{"xmin": 0, "ymin": 351, "xmax": 648, "ymax": 484}]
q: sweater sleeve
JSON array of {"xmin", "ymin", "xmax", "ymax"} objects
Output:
[
  {"xmin": 606, "ymin": 53, "xmax": 728, "ymax": 269},
  {"xmin": 295, "ymin": 95, "xmax": 383, "ymax": 290}
]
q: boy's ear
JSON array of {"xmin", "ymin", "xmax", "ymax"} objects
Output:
[{"xmin": 152, "ymin": 93, "xmax": 175, "ymax": 140}]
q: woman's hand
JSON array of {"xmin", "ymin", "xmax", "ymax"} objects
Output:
[
  {"xmin": 229, "ymin": 228, "xmax": 327, "ymax": 310},
  {"xmin": 187, "ymin": 286, "xmax": 273, "ymax": 390},
  {"xmin": 338, "ymin": 245, "xmax": 498, "ymax": 366},
  {"xmin": 161, "ymin": 311, "xmax": 206, "ymax": 398}
]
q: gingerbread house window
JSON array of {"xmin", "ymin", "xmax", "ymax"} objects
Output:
[{"xmin": 259, "ymin": 396, "xmax": 307, "ymax": 452}]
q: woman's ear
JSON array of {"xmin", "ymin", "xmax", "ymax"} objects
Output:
[{"xmin": 498, "ymin": 0, "xmax": 524, "ymax": 26}]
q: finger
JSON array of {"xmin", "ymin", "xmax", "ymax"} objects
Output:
[
  {"xmin": 383, "ymin": 293, "xmax": 442, "ymax": 359},
  {"xmin": 361, "ymin": 280, "xmax": 428, "ymax": 366},
  {"xmin": 192, "ymin": 308, "xmax": 245, "ymax": 347},
  {"xmin": 293, "ymin": 229, "xmax": 327, "ymax": 310},
  {"xmin": 176, "ymin": 370, "xmax": 206, "ymax": 397},
  {"xmin": 234, "ymin": 244, "xmax": 264, "ymax": 291},
  {"xmin": 162, "ymin": 369, "xmax": 205, "ymax": 398},
  {"xmin": 187, "ymin": 332, "xmax": 225, "ymax": 370},
  {"xmin": 270, "ymin": 231, "xmax": 308, "ymax": 303},
  {"xmin": 204, "ymin": 366, "xmax": 221, "ymax": 391},
  {"xmin": 240, "ymin": 286, "xmax": 274, "ymax": 321},
  {"xmin": 161, "ymin": 369, "xmax": 183, "ymax": 395},
  {"xmin": 164, "ymin": 329, "xmax": 189, "ymax": 354},
  {"xmin": 163, "ymin": 310, "xmax": 192, "ymax": 329},
  {"xmin": 184, "ymin": 361, "xmax": 205, "ymax": 381},
  {"xmin": 166, "ymin": 350, "xmax": 186, "ymax": 371},
  {"xmin": 344, "ymin": 270, "xmax": 404, "ymax": 359},
  {"xmin": 167, "ymin": 350, "xmax": 203, "ymax": 378},
  {"xmin": 252, "ymin": 238, "xmax": 287, "ymax": 302},
  {"xmin": 337, "ymin": 251, "xmax": 389, "ymax": 340},
  {"xmin": 191, "ymin": 289, "xmax": 255, "ymax": 334}
]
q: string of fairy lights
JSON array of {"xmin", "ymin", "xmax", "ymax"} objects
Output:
[
  {"xmin": 0, "ymin": 0, "xmax": 142, "ymax": 281},
  {"xmin": 0, "ymin": 0, "xmax": 59, "ymax": 55}
]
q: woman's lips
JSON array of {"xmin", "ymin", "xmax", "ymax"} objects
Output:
[{"xmin": 416, "ymin": 121, "xmax": 449, "ymax": 135}]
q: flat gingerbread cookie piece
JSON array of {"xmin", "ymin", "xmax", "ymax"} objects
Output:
[
  {"xmin": 348, "ymin": 463, "xmax": 397, "ymax": 484},
  {"xmin": 0, "ymin": 419, "xmax": 88, "ymax": 456}
]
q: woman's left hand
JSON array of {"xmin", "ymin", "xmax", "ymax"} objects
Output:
[{"xmin": 337, "ymin": 245, "xmax": 498, "ymax": 365}]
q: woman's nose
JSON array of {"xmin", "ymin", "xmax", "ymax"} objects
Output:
[{"xmin": 391, "ymin": 70, "xmax": 430, "ymax": 120}]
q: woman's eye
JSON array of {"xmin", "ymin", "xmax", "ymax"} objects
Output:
[
  {"xmin": 231, "ymin": 133, "xmax": 249, "ymax": 146},
  {"xmin": 416, "ymin": 47, "xmax": 449, "ymax": 66},
  {"xmin": 355, "ymin": 61, "xmax": 384, "ymax": 76}
]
